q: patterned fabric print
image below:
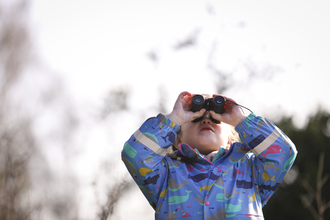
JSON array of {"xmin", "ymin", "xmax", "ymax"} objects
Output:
[{"xmin": 122, "ymin": 113, "xmax": 298, "ymax": 220}]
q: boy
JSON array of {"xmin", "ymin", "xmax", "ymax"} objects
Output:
[{"xmin": 122, "ymin": 91, "xmax": 297, "ymax": 219}]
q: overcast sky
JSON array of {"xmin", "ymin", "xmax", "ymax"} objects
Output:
[
  {"xmin": 28, "ymin": 0, "xmax": 330, "ymax": 219},
  {"xmin": 30, "ymin": 0, "xmax": 330, "ymax": 122}
]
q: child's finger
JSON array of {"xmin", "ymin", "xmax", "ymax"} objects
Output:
[
  {"xmin": 196, "ymin": 108, "xmax": 206, "ymax": 117},
  {"xmin": 179, "ymin": 91, "xmax": 192, "ymax": 100},
  {"xmin": 191, "ymin": 109, "xmax": 206, "ymax": 121},
  {"xmin": 209, "ymin": 110, "xmax": 223, "ymax": 122}
]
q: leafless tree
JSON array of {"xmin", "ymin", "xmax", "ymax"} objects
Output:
[
  {"xmin": 0, "ymin": 1, "xmax": 80, "ymax": 220},
  {"xmin": 0, "ymin": 1, "xmax": 35, "ymax": 219}
]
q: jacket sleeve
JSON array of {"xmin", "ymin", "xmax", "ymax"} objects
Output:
[
  {"xmin": 235, "ymin": 113, "xmax": 298, "ymax": 206},
  {"xmin": 121, "ymin": 113, "xmax": 181, "ymax": 208}
]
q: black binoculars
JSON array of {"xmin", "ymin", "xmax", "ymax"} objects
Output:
[{"xmin": 191, "ymin": 95, "xmax": 226, "ymax": 114}]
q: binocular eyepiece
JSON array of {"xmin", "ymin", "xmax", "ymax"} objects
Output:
[{"xmin": 191, "ymin": 95, "xmax": 226, "ymax": 114}]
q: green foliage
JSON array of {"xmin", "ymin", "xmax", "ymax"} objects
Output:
[{"xmin": 263, "ymin": 110, "xmax": 330, "ymax": 220}]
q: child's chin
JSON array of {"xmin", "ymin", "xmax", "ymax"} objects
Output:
[{"xmin": 196, "ymin": 143, "xmax": 218, "ymax": 154}]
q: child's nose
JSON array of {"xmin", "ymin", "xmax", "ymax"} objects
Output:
[{"xmin": 201, "ymin": 112, "xmax": 213, "ymax": 124}]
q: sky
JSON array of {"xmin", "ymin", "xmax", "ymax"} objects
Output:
[
  {"xmin": 30, "ymin": 0, "xmax": 330, "ymax": 125},
  {"xmin": 27, "ymin": 0, "xmax": 330, "ymax": 219}
]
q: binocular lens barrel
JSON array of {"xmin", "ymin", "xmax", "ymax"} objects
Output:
[
  {"xmin": 214, "ymin": 96, "xmax": 225, "ymax": 105},
  {"xmin": 191, "ymin": 95, "xmax": 205, "ymax": 112},
  {"xmin": 212, "ymin": 96, "xmax": 226, "ymax": 114}
]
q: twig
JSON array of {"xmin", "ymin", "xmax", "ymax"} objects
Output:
[
  {"xmin": 300, "ymin": 152, "xmax": 330, "ymax": 220},
  {"xmin": 98, "ymin": 180, "xmax": 130, "ymax": 220}
]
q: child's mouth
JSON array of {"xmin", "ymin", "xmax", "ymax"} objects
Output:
[{"xmin": 200, "ymin": 126, "xmax": 214, "ymax": 132}]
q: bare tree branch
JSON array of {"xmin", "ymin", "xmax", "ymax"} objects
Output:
[
  {"xmin": 300, "ymin": 194, "xmax": 319, "ymax": 220},
  {"xmin": 98, "ymin": 180, "xmax": 132, "ymax": 220},
  {"xmin": 300, "ymin": 151, "xmax": 330, "ymax": 220}
]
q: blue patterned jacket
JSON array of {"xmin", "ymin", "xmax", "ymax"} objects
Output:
[{"xmin": 122, "ymin": 113, "xmax": 297, "ymax": 219}]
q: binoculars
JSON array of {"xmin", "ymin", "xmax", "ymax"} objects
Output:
[{"xmin": 191, "ymin": 95, "xmax": 226, "ymax": 114}]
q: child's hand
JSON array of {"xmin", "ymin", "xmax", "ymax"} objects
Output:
[
  {"xmin": 166, "ymin": 91, "xmax": 206, "ymax": 126},
  {"xmin": 209, "ymin": 94, "xmax": 247, "ymax": 127}
]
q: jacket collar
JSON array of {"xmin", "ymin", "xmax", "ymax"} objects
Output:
[
  {"xmin": 177, "ymin": 143, "xmax": 227, "ymax": 165},
  {"xmin": 175, "ymin": 142, "xmax": 249, "ymax": 166},
  {"xmin": 177, "ymin": 143, "xmax": 209, "ymax": 164}
]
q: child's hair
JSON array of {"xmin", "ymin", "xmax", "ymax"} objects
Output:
[{"xmin": 229, "ymin": 126, "xmax": 240, "ymax": 143}]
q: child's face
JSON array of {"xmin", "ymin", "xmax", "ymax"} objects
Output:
[{"xmin": 178, "ymin": 112, "xmax": 230, "ymax": 155}]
